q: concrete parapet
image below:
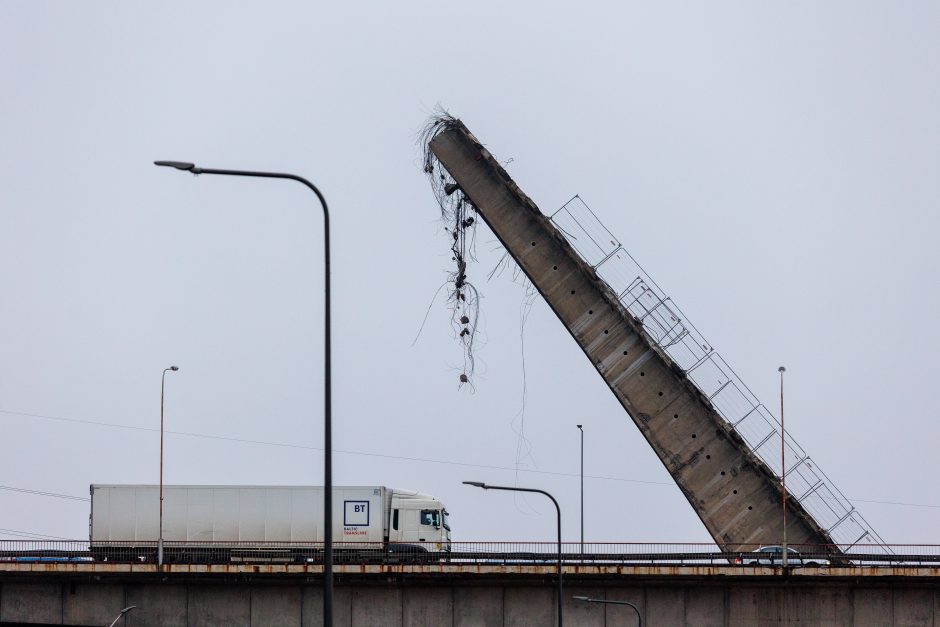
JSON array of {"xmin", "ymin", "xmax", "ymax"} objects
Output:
[{"xmin": 2, "ymin": 567, "xmax": 939, "ymax": 625}]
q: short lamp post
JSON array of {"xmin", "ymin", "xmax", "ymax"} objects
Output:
[
  {"xmin": 779, "ymin": 365, "xmax": 788, "ymax": 569},
  {"xmin": 576, "ymin": 424, "xmax": 584, "ymax": 556},
  {"xmin": 463, "ymin": 481, "xmax": 563, "ymax": 627},
  {"xmin": 572, "ymin": 596, "xmax": 642, "ymax": 626},
  {"xmin": 158, "ymin": 365, "xmax": 179, "ymax": 567}
]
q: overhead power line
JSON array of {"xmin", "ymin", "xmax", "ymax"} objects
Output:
[
  {"xmin": 0, "ymin": 485, "xmax": 89, "ymax": 502},
  {"xmin": 0, "ymin": 408, "xmax": 670, "ymax": 486},
  {"xmin": 0, "ymin": 527, "xmax": 73, "ymax": 540},
  {"xmin": 2, "ymin": 408, "xmax": 939, "ymax": 510}
]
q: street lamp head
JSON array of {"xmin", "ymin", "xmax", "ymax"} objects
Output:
[
  {"xmin": 778, "ymin": 366, "xmax": 786, "ymax": 373},
  {"xmin": 108, "ymin": 606, "xmax": 138, "ymax": 627},
  {"xmin": 576, "ymin": 424, "xmax": 583, "ymax": 430},
  {"xmin": 169, "ymin": 365, "xmax": 179, "ymax": 371},
  {"xmin": 154, "ymin": 160, "xmax": 196, "ymax": 172},
  {"xmin": 462, "ymin": 481, "xmax": 487, "ymax": 489},
  {"xmin": 572, "ymin": 596, "xmax": 592, "ymax": 602}
]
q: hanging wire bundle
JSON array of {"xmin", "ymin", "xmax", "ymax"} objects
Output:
[
  {"xmin": 420, "ymin": 112, "xmax": 481, "ymax": 388},
  {"xmin": 418, "ymin": 113, "xmax": 541, "ymax": 488}
]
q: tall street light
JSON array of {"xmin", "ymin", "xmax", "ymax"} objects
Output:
[
  {"xmin": 576, "ymin": 424, "xmax": 584, "ymax": 557},
  {"xmin": 779, "ymin": 365, "xmax": 788, "ymax": 568},
  {"xmin": 155, "ymin": 161, "xmax": 334, "ymax": 623},
  {"xmin": 464, "ymin": 481, "xmax": 563, "ymax": 627},
  {"xmin": 158, "ymin": 365, "xmax": 179, "ymax": 567},
  {"xmin": 572, "ymin": 596, "xmax": 642, "ymax": 626}
]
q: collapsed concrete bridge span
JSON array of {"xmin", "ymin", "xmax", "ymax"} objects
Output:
[{"xmin": 424, "ymin": 116, "xmax": 886, "ymax": 556}]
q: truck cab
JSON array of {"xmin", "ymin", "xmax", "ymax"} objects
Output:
[{"xmin": 387, "ymin": 489, "xmax": 451, "ymax": 551}]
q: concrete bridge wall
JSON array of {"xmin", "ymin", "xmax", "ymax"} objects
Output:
[{"xmin": 1, "ymin": 566, "xmax": 938, "ymax": 626}]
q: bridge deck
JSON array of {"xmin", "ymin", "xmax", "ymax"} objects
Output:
[
  {"xmin": 2, "ymin": 563, "xmax": 938, "ymax": 581},
  {"xmin": 2, "ymin": 563, "xmax": 938, "ymax": 625}
]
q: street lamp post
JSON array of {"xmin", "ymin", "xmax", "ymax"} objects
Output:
[
  {"xmin": 158, "ymin": 365, "xmax": 179, "ymax": 568},
  {"xmin": 107, "ymin": 606, "xmax": 137, "ymax": 627},
  {"xmin": 779, "ymin": 365, "xmax": 788, "ymax": 568},
  {"xmin": 155, "ymin": 161, "xmax": 334, "ymax": 624},
  {"xmin": 572, "ymin": 596, "xmax": 642, "ymax": 626},
  {"xmin": 463, "ymin": 481, "xmax": 563, "ymax": 627},
  {"xmin": 576, "ymin": 424, "xmax": 583, "ymax": 556}
]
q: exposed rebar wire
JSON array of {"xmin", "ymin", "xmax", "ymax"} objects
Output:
[
  {"xmin": 512, "ymin": 281, "xmax": 539, "ymax": 469},
  {"xmin": 486, "ymin": 250, "xmax": 514, "ymax": 282},
  {"xmin": 480, "ymin": 240, "xmax": 542, "ymax": 514},
  {"xmin": 410, "ymin": 280, "xmax": 448, "ymax": 347},
  {"xmin": 420, "ymin": 110, "xmax": 482, "ymax": 388},
  {"xmin": 511, "ymin": 278, "xmax": 542, "ymax": 516}
]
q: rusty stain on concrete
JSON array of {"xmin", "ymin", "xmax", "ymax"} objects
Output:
[{"xmin": 3, "ymin": 562, "xmax": 939, "ymax": 579}]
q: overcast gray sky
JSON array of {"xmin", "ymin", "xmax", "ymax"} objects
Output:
[{"xmin": 1, "ymin": 2, "xmax": 938, "ymax": 546}]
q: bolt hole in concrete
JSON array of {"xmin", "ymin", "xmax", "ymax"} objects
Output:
[
  {"xmin": 604, "ymin": 329, "xmax": 609, "ymax": 334},
  {"xmin": 640, "ymin": 372, "xmax": 645, "ymax": 376},
  {"xmin": 570, "ymin": 290, "xmax": 576, "ymax": 294},
  {"xmin": 748, "ymin": 506, "xmax": 753, "ymax": 510},
  {"xmin": 692, "ymin": 434, "xmax": 697, "ymax": 438},
  {"xmin": 673, "ymin": 414, "xmax": 678, "ymax": 419},
  {"xmin": 706, "ymin": 455, "xmax": 711, "ymax": 459},
  {"xmin": 588, "ymin": 309, "xmax": 593, "ymax": 314},
  {"xmin": 553, "ymin": 265, "xmax": 558, "ymax": 270},
  {"xmin": 658, "ymin": 391, "xmax": 663, "ymax": 396},
  {"xmin": 733, "ymin": 490, "xmax": 738, "ymax": 494},
  {"xmin": 721, "ymin": 471, "xmax": 726, "ymax": 476},
  {"xmin": 623, "ymin": 350, "xmax": 629, "ymax": 355},
  {"xmin": 531, "ymin": 241, "xmax": 536, "ymax": 246}
]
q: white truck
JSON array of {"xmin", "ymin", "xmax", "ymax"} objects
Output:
[{"xmin": 89, "ymin": 485, "xmax": 451, "ymax": 563}]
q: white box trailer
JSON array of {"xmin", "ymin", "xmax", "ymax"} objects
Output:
[{"xmin": 89, "ymin": 485, "xmax": 450, "ymax": 562}]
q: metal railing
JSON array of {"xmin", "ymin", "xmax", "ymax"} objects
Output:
[
  {"xmin": 0, "ymin": 541, "xmax": 936, "ymax": 567},
  {"xmin": 549, "ymin": 196, "xmax": 889, "ymax": 553}
]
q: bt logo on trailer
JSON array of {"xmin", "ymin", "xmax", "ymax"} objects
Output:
[{"xmin": 344, "ymin": 501, "xmax": 369, "ymax": 526}]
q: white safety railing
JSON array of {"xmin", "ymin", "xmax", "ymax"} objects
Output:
[
  {"xmin": 550, "ymin": 196, "xmax": 889, "ymax": 554},
  {"xmin": 0, "ymin": 540, "xmax": 934, "ymax": 565}
]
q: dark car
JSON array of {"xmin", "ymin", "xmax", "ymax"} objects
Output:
[{"xmin": 736, "ymin": 545, "xmax": 830, "ymax": 567}]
